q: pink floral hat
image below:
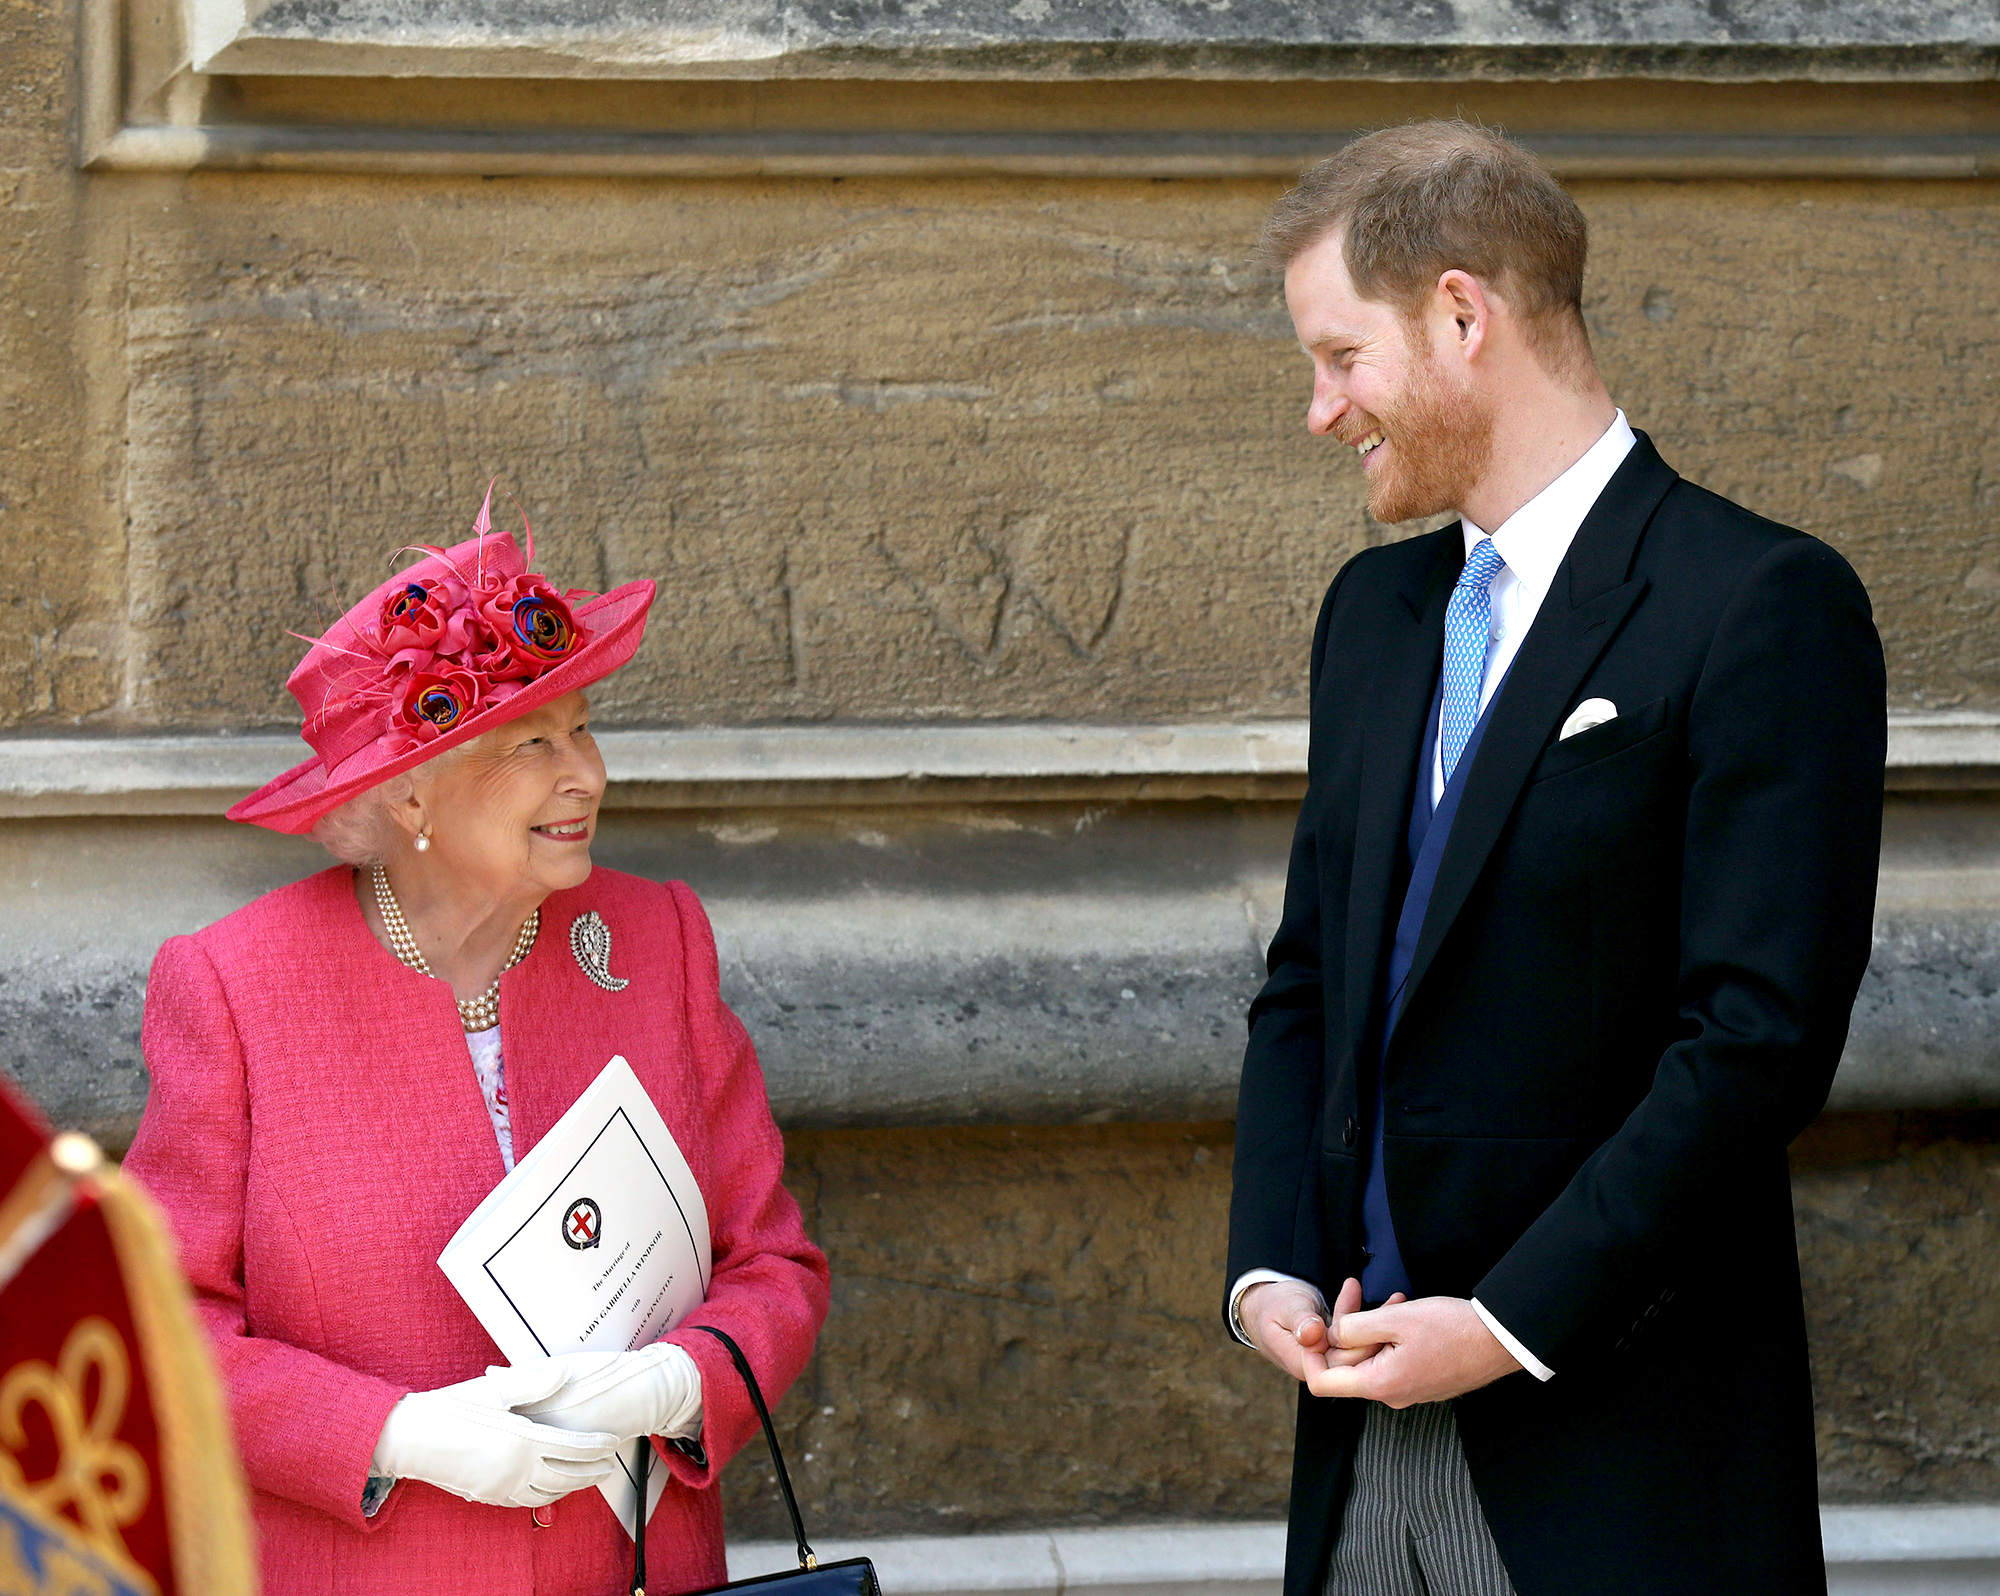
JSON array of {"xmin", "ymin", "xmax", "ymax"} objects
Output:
[{"xmin": 229, "ymin": 489, "xmax": 655, "ymax": 835}]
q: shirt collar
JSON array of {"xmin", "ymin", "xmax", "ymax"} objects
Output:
[{"xmin": 1460, "ymin": 410, "xmax": 1637, "ymax": 603}]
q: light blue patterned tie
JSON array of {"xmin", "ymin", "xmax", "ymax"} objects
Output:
[{"xmin": 1439, "ymin": 537, "xmax": 1508, "ymax": 787}]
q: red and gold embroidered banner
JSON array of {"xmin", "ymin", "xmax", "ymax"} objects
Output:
[{"xmin": 0, "ymin": 1076, "xmax": 255, "ymax": 1596}]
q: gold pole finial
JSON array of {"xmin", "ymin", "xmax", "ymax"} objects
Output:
[{"xmin": 49, "ymin": 1133, "xmax": 105, "ymax": 1178}]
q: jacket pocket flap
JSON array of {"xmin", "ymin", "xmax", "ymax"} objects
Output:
[{"xmin": 1531, "ymin": 695, "xmax": 1670, "ymax": 784}]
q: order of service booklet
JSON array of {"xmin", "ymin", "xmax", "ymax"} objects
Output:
[{"xmin": 438, "ymin": 1054, "xmax": 712, "ymax": 1535}]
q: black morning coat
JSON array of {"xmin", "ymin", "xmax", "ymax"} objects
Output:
[{"xmin": 1226, "ymin": 434, "xmax": 1886, "ymax": 1596}]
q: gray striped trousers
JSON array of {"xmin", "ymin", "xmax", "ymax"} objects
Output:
[{"xmin": 1324, "ymin": 1401, "xmax": 1521, "ymax": 1596}]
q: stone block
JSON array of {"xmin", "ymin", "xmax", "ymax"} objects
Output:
[
  {"xmin": 0, "ymin": 1, "xmax": 120, "ymax": 730},
  {"xmin": 713, "ymin": 1115, "xmax": 2000, "ymax": 1538},
  {"xmin": 721, "ymin": 1123, "xmax": 1292, "ymax": 1538},
  {"xmin": 1795, "ymin": 1112, "xmax": 2000, "ymax": 1505},
  {"xmin": 187, "ymin": 0, "xmax": 2000, "ymax": 82},
  {"xmin": 81, "ymin": 178, "xmax": 2000, "ymax": 737}
]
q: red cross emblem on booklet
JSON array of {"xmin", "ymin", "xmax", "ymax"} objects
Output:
[{"xmin": 562, "ymin": 1197, "xmax": 602, "ymax": 1250}]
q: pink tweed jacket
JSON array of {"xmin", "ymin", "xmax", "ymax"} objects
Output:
[{"xmin": 125, "ymin": 865, "xmax": 830, "ymax": 1596}]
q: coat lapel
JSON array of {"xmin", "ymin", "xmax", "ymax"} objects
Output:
[
  {"xmin": 1341, "ymin": 531, "xmax": 1459, "ymax": 1071},
  {"xmin": 1392, "ymin": 435, "xmax": 1679, "ymax": 1031}
]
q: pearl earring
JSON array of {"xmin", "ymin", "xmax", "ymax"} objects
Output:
[{"xmin": 414, "ymin": 830, "xmax": 431, "ymax": 853}]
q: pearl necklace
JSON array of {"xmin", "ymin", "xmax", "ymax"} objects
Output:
[{"xmin": 370, "ymin": 863, "xmax": 538, "ymax": 1033}]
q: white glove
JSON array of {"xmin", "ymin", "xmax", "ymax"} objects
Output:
[
  {"xmin": 370, "ymin": 1362, "xmax": 623, "ymax": 1508},
  {"xmin": 510, "ymin": 1343, "xmax": 703, "ymax": 1444}
]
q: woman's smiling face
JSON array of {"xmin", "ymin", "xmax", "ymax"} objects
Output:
[{"xmin": 412, "ymin": 691, "xmax": 606, "ymax": 903}]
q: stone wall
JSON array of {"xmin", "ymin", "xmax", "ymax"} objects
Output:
[
  {"xmin": 3, "ymin": 36, "xmax": 1998, "ymax": 729},
  {"xmin": 725, "ymin": 1123, "xmax": 1290, "ymax": 1540},
  {"xmin": 4, "ymin": 174, "xmax": 1994, "ymax": 728},
  {"xmin": 0, "ymin": 0, "xmax": 102, "ymax": 724},
  {"xmin": 1796, "ymin": 1112, "xmax": 2000, "ymax": 1504},
  {"xmin": 717, "ymin": 1116, "xmax": 2000, "ymax": 1538}
]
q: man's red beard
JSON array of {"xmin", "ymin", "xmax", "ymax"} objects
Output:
[{"xmin": 1356, "ymin": 339, "xmax": 1496, "ymax": 526}]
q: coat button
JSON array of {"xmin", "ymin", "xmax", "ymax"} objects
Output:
[{"xmin": 1342, "ymin": 1116, "xmax": 1359, "ymax": 1147}]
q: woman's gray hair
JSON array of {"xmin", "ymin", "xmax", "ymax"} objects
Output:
[{"xmin": 310, "ymin": 743, "xmax": 472, "ymax": 867}]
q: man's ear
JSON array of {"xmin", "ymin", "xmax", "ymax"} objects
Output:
[{"xmin": 1434, "ymin": 269, "xmax": 1491, "ymax": 364}]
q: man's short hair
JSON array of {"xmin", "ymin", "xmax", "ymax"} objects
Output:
[{"xmin": 1262, "ymin": 120, "xmax": 1590, "ymax": 370}]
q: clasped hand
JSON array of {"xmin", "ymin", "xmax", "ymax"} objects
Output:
[
  {"xmin": 372, "ymin": 1343, "xmax": 702, "ymax": 1509},
  {"xmin": 512, "ymin": 1342, "xmax": 702, "ymax": 1444},
  {"xmin": 1242, "ymin": 1278, "xmax": 1521, "ymax": 1407}
]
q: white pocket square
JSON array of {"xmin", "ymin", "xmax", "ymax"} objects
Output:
[{"xmin": 1559, "ymin": 698, "xmax": 1618, "ymax": 740}]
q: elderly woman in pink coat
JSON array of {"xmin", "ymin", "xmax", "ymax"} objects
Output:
[{"xmin": 124, "ymin": 495, "xmax": 830, "ymax": 1596}]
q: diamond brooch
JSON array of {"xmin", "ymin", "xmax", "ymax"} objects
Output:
[{"xmin": 569, "ymin": 910, "xmax": 630, "ymax": 993}]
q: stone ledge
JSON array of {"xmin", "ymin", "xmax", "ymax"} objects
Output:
[
  {"xmin": 0, "ymin": 715, "xmax": 1992, "ymax": 816},
  {"xmin": 1884, "ymin": 712, "xmax": 2000, "ymax": 790},
  {"xmin": 183, "ymin": 0, "xmax": 2000, "ymax": 82},
  {"xmin": 725, "ymin": 1509, "xmax": 2000, "ymax": 1593},
  {"xmin": 4, "ymin": 806, "xmax": 1997, "ymax": 1148},
  {"xmin": 88, "ymin": 0, "xmax": 2000, "ymax": 178},
  {"xmin": 1824, "ymin": 1504, "xmax": 2000, "ymax": 1564},
  {"xmin": 82, "ymin": 127, "xmax": 2000, "ymax": 180},
  {"xmin": 4, "ymin": 723, "xmax": 1994, "ymax": 1144},
  {"xmin": 0, "ymin": 723, "xmax": 1285, "ymax": 818},
  {"xmin": 0, "ymin": 722, "xmax": 1311, "ymax": 815}
]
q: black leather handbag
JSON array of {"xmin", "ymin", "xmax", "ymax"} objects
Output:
[{"xmin": 627, "ymin": 1324, "xmax": 880, "ymax": 1596}]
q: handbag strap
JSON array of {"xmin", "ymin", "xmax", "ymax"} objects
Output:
[
  {"xmin": 694, "ymin": 1324, "xmax": 818, "ymax": 1571},
  {"xmin": 631, "ymin": 1438, "xmax": 650, "ymax": 1596}
]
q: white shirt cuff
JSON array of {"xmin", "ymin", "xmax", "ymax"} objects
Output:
[
  {"xmin": 1471, "ymin": 1298, "xmax": 1554, "ymax": 1382},
  {"xmin": 1228, "ymin": 1269, "xmax": 1329, "ymax": 1347}
]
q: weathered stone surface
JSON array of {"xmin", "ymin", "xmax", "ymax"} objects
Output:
[
  {"xmin": 7, "ymin": 791, "xmax": 1999, "ymax": 1149},
  {"xmin": 0, "ymin": 0, "xmax": 120, "ymax": 727},
  {"xmin": 1846, "ymin": 911, "xmax": 2000, "ymax": 1109},
  {"xmin": 64, "ymin": 178, "xmax": 2000, "ymax": 735},
  {"xmin": 1795, "ymin": 1112, "xmax": 2000, "ymax": 1504},
  {"xmin": 0, "ymin": 800, "xmax": 1282, "ymax": 1148},
  {"xmin": 1578, "ymin": 185, "xmax": 2000, "ymax": 714},
  {"xmin": 0, "ymin": 813, "xmax": 321, "ymax": 1145},
  {"xmin": 6, "ymin": 793, "xmax": 1998, "ymax": 1151},
  {"xmin": 160, "ymin": 75, "xmax": 2000, "ymax": 170},
  {"xmin": 719, "ymin": 1122, "xmax": 1295, "ymax": 1539},
  {"xmin": 712, "ymin": 1115, "xmax": 2000, "ymax": 1538},
  {"xmin": 629, "ymin": 802, "xmax": 1283, "ymax": 1128},
  {"xmin": 7, "ymin": 0, "xmax": 2000, "ymax": 732},
  {"xmin": 111, "ymin": 176, "xmax": 1309, "ymax": 730},
  {"xmin": 1845, "ymin": 798, "xmax": 2000, "ymax": 1108},
  {"xmin": 0, "ymin": 959, "xmax": 149, "ymax": 1137},
  {"xmin": 198, "ymin": 0, "xmax": 2000, "ymax": 81}
]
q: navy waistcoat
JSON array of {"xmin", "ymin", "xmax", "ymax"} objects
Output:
[{"xmin": 1359, "ymin": 667, "xmax": 1510, "ymax": 1303}]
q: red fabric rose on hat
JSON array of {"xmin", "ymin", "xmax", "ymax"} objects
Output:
[
  {"xmin": 378, "ymin": 574, "xmax": 476, "ymax": 658},
  {"xmin": 399, "ymin": 666, "xmax": 485, "ymax": 742},
  {"xmin": 472, "ymin": 575, "xmax": 582, "ymax": 679}
]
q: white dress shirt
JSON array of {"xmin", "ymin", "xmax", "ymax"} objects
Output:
[
  {"xmin": 1231, "ymin": 411, "xmax": 1638, "ymax": 1385},
  {"xmin": 1433, "ymin": 410, "xmax": 1637, "ymax": 805}
]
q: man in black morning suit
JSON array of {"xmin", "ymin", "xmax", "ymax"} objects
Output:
[{"xmin": 1225, "ymin": 125, "xmax": 1885, "ymax": 1595}]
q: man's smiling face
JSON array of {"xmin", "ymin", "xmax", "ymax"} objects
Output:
[{"xmin": 1285, "ymin": 228, "xmax": 1494, "ymax": 526}]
